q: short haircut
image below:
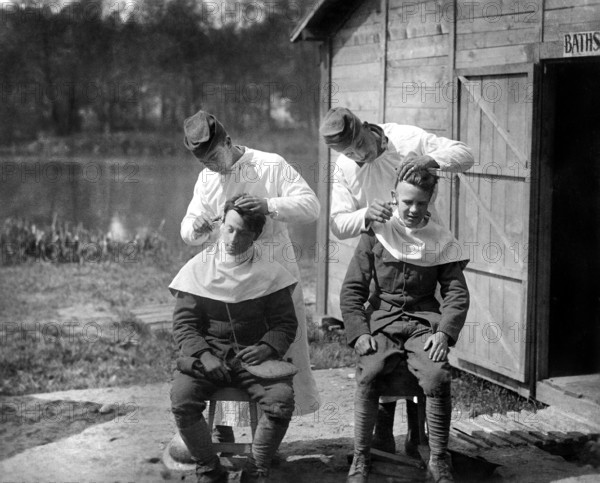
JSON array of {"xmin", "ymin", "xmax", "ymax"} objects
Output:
[
  {"xmin": 396, "ymin": 168, "xmax": 438, "ymax": 198},
  {"xmin": 223, "ymin": 194, "xmax": 266, "ymax": 238}
]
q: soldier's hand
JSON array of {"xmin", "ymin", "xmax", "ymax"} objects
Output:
[
  {"xmin": 199, "ymin": 352, "xmax": 231, "ymax": 382},
  {"xmin": 236, "ymin": 344, "xmax": 275, "ymax": 365},
  {"xmin": 424, "ymin": 332, "xmax": 449, "ymax": 362},
  {"xmin": 191, "ymin": 359, "xmax": 205, "ymax": 378},
  {"xmin": 398, "ymin": 154, "xmax": 439, "ymax": 180},
  {"xmin": 355, "ymin": 334, "xmax": 377, "ymax": 356},
  {"xmin": 365, "ymin": 200, "xmax": 393, "ymax": 224},
  {"xmin": 234, "ymin": 195, "xmax": 269, "ymax": 215}
]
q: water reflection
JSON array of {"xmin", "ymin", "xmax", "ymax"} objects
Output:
[
  {"xmin": 0, "ymin": 155, "xmax": 317, "ymax": 250},
  {"xmin": 0, "ymin": 155, "xmax": 200, "ymax": 247}
]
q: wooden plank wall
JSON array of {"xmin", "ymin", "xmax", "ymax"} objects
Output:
[
  {"xmin": 386, "ymin": 0, "xmax": 454, "ymax": 229},
  {"xmin": 454, "ymin": 73, "xmax": 531, "ymax": 381},
  {"xmin": 330, "ymin": 0, "xmax": 385, "ymax": 121},
  {"xmin": 455, "ymin": 0, "xmax": 542, "ymax": 68},
  {"xmin": 386, "ymin": 0, "xmax": 452, "ymax": 136},
  {"xmin": 328, "ymin": 0, "xmax": 385, "ymax": 319},
  {"xmin": 543, "ymin": 0, "xmax": 600, "ymax": 42}
]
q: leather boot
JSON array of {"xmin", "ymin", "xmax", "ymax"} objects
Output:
[
  {"xmin": 178, "ymin": 417, "xmax": 227, "ymax": 483},
  {"xmin": 241, "ymin": 455, "xmax": 269, "ymax": 483},
  {"xmin": 347, "ymin": 452, "xmax": 370, "ymax": 483},
  {"xmin": 242, "ymin": 415, "xmax": 289, "ymax": 482},
  {"xmin": 426, "ymin": 395, "xmax": 454, "ymax": 483},
  {"xmin": 371, "ymin": 401, "xmax": 396, "ymax": 454},
  {"xmin": 348, "ymin": 395, "xmax": 378, "ymax": 482}
]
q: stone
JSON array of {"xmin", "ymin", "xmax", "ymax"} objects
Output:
[{"xmin": 168, "ymin": 433, "xmax": 193, "ymax": 464}]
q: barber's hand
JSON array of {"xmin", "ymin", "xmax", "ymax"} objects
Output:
[
  {"xmin": 236, "ymin": 344, "xmax": 275, "ymax": 365},
  {"xmin": 365, "ymin": 200, "xmax": 393, "ymax": 224},
  {"xmin": 234, "ymin": 195, "xmax": 268, "ymax": 215},
  {"xmin": 424, "ymin": 332, "xmax": 449, "ymax": 362},
  {"xmin": 192, "ymin": 214, "xmax": 220, "ymax": 236},
  {"xmin": 355, "ymin": 334, "xmax": 378, "ymax": 356},
  {"xmin": 398, "ymin": 154, "xmax": 440, "ymax": 180},
  {"xmin": 199, "ymin": 352, "xmax": 231, "ymax": 382}
]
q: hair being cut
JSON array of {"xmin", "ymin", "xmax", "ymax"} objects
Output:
[
  {"xmin": 396, "ymin": 167, "xmax": 438, "ymax": 199},
  {"xmin": 223, "ymin": 193, "xmax": 266, "ymax": 239}
]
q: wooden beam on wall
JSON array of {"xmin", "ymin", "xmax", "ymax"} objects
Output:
[
  {"xmin": 449, "ymin": 0, "xmax": 459, "ymax": 234},
  {"xmin": 316, "ymin": 38, "xmax": 332, "ymax": 319},
  {"xmin": 448, "ymin": 0, "xmax": 457, "ymax": 138},
  {"xmin": 378, "ymin": 0, "xmax": 389, "ymax": 123}
]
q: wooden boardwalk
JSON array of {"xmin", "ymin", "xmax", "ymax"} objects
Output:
[{"xmin": 448, "ymin": 406, "xmax": 600, "ymax": 455}]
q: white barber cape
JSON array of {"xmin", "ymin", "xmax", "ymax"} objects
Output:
[
  {"xmin": 330, "ymin": 124, "xmax": 474, "ymax": 240},
  {"xmin": 179, "ymin": 147, "xmax": 321, "ymax": 416},
  {"xmin": 169, "ymin": 243, "xmax": 297, "ymax": 302},
  {"xmin": 372, "ymin": 213, "xmax": 470, "ymax": 267}
]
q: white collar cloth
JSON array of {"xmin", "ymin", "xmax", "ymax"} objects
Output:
[
  {"xmin": 169, "ymin": 243, "xmax": 297, "ymax": 303},
  {"xmin": 372, "ymin": 215, "xmax": 470, "ymax": 267}
]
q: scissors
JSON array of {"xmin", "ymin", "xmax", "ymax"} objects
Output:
[{"xmin": 208, "ymin": 215, "xmax": 222, "ymax": 231}]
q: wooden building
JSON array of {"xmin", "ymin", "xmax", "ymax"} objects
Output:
[{"xmin": 291, "ymin": 0, "xmax": 600, "ymax": 414}]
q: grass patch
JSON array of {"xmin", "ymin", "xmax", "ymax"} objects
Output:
[
  {"xmin": 0, "ymin": 319, "xmax": 176, "ymax": 396},
  {"xmin": 0, "ymin": 258, "xmax": 179, "ymax": 396},
  {"xmin": 0, "ymin": 259, "xmax": 177, "ymax": 326},
  {"xmin": 451, "ymin": 369, "xmax": 544, "ymax": 418},
  {"xmin": 308, "ymin": 326, "xmax": 356, "ymax": 370}
]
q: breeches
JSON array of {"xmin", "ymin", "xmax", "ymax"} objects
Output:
[
  {"xmin": 170, "ymin": 366, "xmax": 295, "ymax": 429},
  {"xmin": 355, "ymin": 317, "xmax": 451, "ymax": 400}
]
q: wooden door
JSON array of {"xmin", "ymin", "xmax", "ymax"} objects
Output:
[{"xmin": 449, "ymin": 64, "xmax": 536, "ymax": 384}]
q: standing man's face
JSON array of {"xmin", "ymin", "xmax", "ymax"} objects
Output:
[
  {"xmin": 200, "ymin": 139, "xmax": 234, "ymax": 173},
  {"xmin": 340, "ymin": 128, "xmax": 379, "ymax": 164}
]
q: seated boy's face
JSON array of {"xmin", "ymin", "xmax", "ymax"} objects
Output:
[
  {"xmin": 220, "ymin": 210, "xmax": 256, "ymax": 255},
  {"xmin": 393, "ymin": 181, "xmax": 431, "ymax": 228}
]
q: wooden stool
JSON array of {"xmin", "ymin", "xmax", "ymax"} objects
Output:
[
  {"xmin": 207, "ymin": 387, "xmax": 259, "ymax": 455},
  {"xmin": 379, "ymin": 368, "xmax": 427, "ymax": 446},
  {"xmin": 372, "ymin": 363, "xmax": 428, "ymax": 467}
]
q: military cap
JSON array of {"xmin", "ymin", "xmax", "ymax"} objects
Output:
[
  {"xmin": 319, "ymin": 107, "xmax": 365, "ymax": 150},
  {"xmin": 183, "ymin": 110, "xmax": 227, "ymax": 158}
]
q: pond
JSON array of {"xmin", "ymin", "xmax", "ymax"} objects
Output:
[{"xmin": 0, "ymin": 154, "xmax": 317, "ymax": 250}]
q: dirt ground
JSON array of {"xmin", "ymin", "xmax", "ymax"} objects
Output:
[{"xmin": 1, "ymin": 368, "xmax": 599, "ymax": 483}]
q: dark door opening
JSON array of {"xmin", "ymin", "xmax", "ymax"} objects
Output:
[{"xmin": 547, "ymin": 60, "xmax": 600, "ymax": 377}]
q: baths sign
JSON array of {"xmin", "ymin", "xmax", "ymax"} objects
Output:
[{"xmin": 563, "ymin": 31, "xmax": 600, "ymax": 57}]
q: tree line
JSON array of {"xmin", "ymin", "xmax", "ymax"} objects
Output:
[{"xmin": 0, "ymin": 0, "xmax": 320, "ymax": 146}]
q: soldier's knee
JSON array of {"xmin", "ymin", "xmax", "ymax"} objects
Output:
[
  {"xmin": 419, "ymin": 367, "xmax": 451, "ymax": 397},
  {"xmin": 170, "ymin": 379, "xmax": 208, "ymax": 428},
  {"xmin": 261, "ymin": 383, "xmax": 295, "ymax": 420}
]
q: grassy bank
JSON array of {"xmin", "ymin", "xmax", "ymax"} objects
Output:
[{"xmin": 0, "ymin": 256, "xmax": 542, "ymax": 417}]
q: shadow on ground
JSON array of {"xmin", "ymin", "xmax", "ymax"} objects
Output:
[{"xmin": 0, "ymin": 395, "xmax": 133, "ymax": 461}]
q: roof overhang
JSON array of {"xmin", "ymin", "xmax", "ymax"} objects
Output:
[{"xmin": 290, "ymin": 0, "xmax": 363, "ymax": 42}]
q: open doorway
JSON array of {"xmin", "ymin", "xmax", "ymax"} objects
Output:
[{"xmin": 547, "ymin": 60, "xmax": 600, "ymax": 378}]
